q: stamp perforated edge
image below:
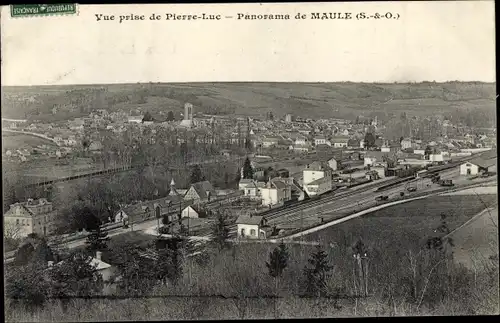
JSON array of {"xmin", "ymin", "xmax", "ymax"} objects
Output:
[{"xmin": 9, "ymin": 4, "xmax": 80, "ymax": 19}]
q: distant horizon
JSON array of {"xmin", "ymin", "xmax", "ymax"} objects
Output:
[{"xmin": 1, "ymin": 80, "xmax": 496, "ymax": 88}]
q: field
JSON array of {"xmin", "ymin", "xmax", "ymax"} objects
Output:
[
  {"xmin": 2, "ymin": 82, "xmax": 496, "ymax": 122},
  {"xmin": 2, "ymin": 132, "xmax": 56, "ymax": 151},
  {"xmin": 304, "ymin": 195, "xmax": 498, "ymax": 250},
  {"xmin": 449, "ymin": 206, "xmax": 498, "ymax": 269}
]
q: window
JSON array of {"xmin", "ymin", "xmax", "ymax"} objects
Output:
[
  {"xmin": 240, "ymin": 228, "xmax": 245, "ymax": 237},
  {"xmin": 250, "ymin": 229, "xmax": 256, "ymax": 236},
  {"xmin": 22, "ymin": 219, "xmax": 25, "ymax": 226},
  {"xmin": 467, "ymin": 168, "xmax": 471, "ymax": 175},
  {"xmin": 16, "ymin": 219, "xmax": 19, "ymax": 225}
]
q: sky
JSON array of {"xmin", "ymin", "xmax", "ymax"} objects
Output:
[{"xmin": 0, "ymin": 1, "xmax": 496, "ymax": 86}]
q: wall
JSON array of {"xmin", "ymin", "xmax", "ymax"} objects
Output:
[
  {"xmin": 328, "ymin": 159, "xmax": 338, "ymax": 171},
  {"xmin": 460, "ymin": 163, "xmax": 479, "ymax": 176},
  {"xmin": 181, "ymin": 207, "xmax": 199, "ymax": 218},
  {"xmin": 303, "ymin": 170, "xmax": 326, "ymax": 185},
  {"xmin": 460, "ymin": 148, "xmax": 492, "ymax": 154},
  {"xmin": 236, "ymin": 223, "xmax": 260, "ymax": 239},
  {"xmin": 261, "ymin": 187, "xmax": 283, "ymax": 206},
  {"xmin": 429, "ymin": 153, "xmax": 444, "ymax": 162},
  {"xmin": 4, "ymin": 217, "xmax": 33, "ymax": 238},
  {"xmin": 304, "ymin": 179, "xmax": 331, "ymax": 196}
]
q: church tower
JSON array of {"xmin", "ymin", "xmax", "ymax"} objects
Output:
[
  {"xmin": 169, "ymin": 178, "xmax": 179, "ymax": 196},
  {"xmin": 179, "ymin": 103, "xmax": 195, "ymax": 128}
]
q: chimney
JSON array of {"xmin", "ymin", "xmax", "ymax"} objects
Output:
[{"xmin": 96, "ymin": 251, "xmax": 102, "ymax": 260}]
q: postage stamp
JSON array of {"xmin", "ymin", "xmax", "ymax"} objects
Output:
[{"xmin": 10, "ymin": 4, "xmax": 78, "ymax": 18}]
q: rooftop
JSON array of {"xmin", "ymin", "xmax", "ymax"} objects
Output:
[{"xmin": 235, "ymin": 214, "xmax": 265, "ymax": 225}]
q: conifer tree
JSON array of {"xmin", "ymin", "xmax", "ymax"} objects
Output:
[
  {"xmin": 190, "ymin": 164, "xmax": 204, "ymax": 184},
  {"xmin": 86, "ymin": 225, "xmax": 110, "ymax": 252},
  {"xmin": 303, "ymin": 245, "xmax": 333, "ymax": 297},
  {"xmin": 266, "ymin": 241, "xmax": 290, "ymax": 278},
  {"xmin": 242, "ymin": 157, "xmax": 254, "ymax": 179},
  {"xmin": 210, "ymin": 211, "xmax": 231, "ymax": 251}
]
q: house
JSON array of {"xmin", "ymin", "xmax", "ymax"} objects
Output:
[
  {"xmin": 114, "ymin": 195, "xmax": 182, "ymax": 224},
  {"xmin": 295, "ymin": 136, "xmax": 309, "ymax": 146},
  {"xmin": 401, "ymin": 138, "xmax": 413, "ymax": 150},
  {"xmin": 128, "ymin": 116, "xmax": 144, "ymax": 123},
  {"xmin": 314, "ymin": 136, "xmax": 330, "ymax": 146},
  {"xmin": 235, "ymin": 215, "xmax": 268, "ymax": 239},
  {"xmin": 327, "ymin": 157, "xmax": 339, "ymax": 171},
  {"xmin": 260, "ymin": 181, "xmax": 287, "ymax": 207},
  {"xmin": 460, "ymin": 158, "xmax": 497, "ymax": 176},
  {"xmin": 303, "ymin": 176, "xmax": 332, "ymax": 197},
  {"xmin": 290, "ymin": 143, "xmax": 310, "ymax": 153},
  {"xmin": 181, "ymin": 205, "xmax": 208, "ymax": 219},
  {"xmin": 302, "ymin": 162, "xmax": 332, "ymax": 197},
  {"xmin": 261, "ymin": 137, "xmax": 280, "ymax": 148},
  {"xmin": 330, "ymin": 137, "xmax": 349, "ymax": 148},
  {"xmin": 184, "ymin": 181, "xmax": 217, "ymax": 204},
  {"xmin": 238, "ymin": 179, "xmax": 261, "ymax": 199},
  {"xmin": 347, "ymin": 138, "xmax": 360, "ymax": 149},
  {"xmin": 270, "ymin": 178, "xmax": 293, "ymax": 201},
  {"xmin": 363, "ymin": 151, "xmax": 388, "ymax": 167},
  {"xmin": 3, "ymin": 198, "xmax": 57, "ymax": 238}
]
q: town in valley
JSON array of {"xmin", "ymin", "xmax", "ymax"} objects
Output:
[{"xmin": 2, "ymin": 82, "xmax": 498, "ymax": 319}]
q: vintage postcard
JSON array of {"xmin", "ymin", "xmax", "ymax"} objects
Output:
[{"xmin": 1, "ymin": 1, "xmax": 497, "ymax": 321}]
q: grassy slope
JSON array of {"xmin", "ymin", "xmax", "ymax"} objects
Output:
[
  {"xmin": 305, "ymin": 194, "xmax": 498, "ymax": 248},
  {"xmin": 1, "ymin": 82, "xmax": 496, "ymax": 121}
]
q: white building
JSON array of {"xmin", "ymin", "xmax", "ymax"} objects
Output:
[
  {"xmin": 235, "ymin": 215, "xmax": 268, "ymax": 239},
  {"xmin": 295, "ymin": 137, "xmax": 308, "ymax": 146},
  {"xmin": 331, "ymin": 137, "xmax": 349, "ymax": 148},
  {"xmin": 128, "ymin": 116, "xmax": 143, "ymax": 123},
  {"xmin": 429, "ymin": 153, "xmax": 444, "ymax": 162},
  {"xmin": 401, "ymin": 138, "xmax": 413, "ymax": 150},
  {"xmin": 314, "ymin": 136, "xmax": 330, "ymax": 146},
  {"xmin": 262, "ymin": 137, "xmax": 280, "ymax": 148},
  {"xmin": 363, "ymin": 151, "xmax": 387, "ymax": 167},
  {"xmin": 327, "ymin": 157, "xmax": 338, "ymax": 171},
  {"xmin": 460, "ymin": 158, "xmax": 496, "ymax": 176},
  {"xmin": 3, "ymin": 198, "xmax": 57, "ymax": 238},
  {"xmin": 179, "ymin": 103, "xmax": 196, "ymax": 128},
  {"xmin": 302, "ymin": 162, "xmax": 333, "ymax": 197},
  {"xmin": 260, "ymin": 181, "xmax": 287, "ymax": 207},
  {"xmin": 181, "ymin": 205, "xmax": 206, "ymax": 219},
  {"xmin": 238, "ymin": 179, "xmax": 262, "ymax": 199}
]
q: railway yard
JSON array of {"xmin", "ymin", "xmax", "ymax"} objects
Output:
[{"xmin": 4, "ymin": 151, "xmax": 497, "ymax": 264}]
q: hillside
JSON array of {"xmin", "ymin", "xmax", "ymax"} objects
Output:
[{"xmin": 1, "ymin": 82, "xmax": 496, "ymax": 124}]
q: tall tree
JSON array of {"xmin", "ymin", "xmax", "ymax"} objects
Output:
[
  {"xmin": 166, "ymin": 111, "xmax": 175, "ymax": 121},
  {"xmin": 5, "ymin": 261, "xmax": 52, "ymax": 308},
  {"xmin": 85, "ymin": 225, "xmax": 110, "ymax": 253},
  {"xmin": 156, "ymin": 240, "xmax": 184, "ymax": 286},
  {"xmin": 302, "ymin": 245, "xmax": 333, "ymax": 297},
  {"xmin": 210, "ymin": 211, "xmax": 231, "ymax": 251},
  {"xmin": 242, "ymin": 157, "xmax": 254, "ymax": 179},
  {"xmin": 142, "ymin": 111, "xmax": 154, "ymax": 122},
  {"xmin": 266, "ymin": 241, "xmax": 290, "ymax": 278},
  {"xmin": 190, "ymin": 164, "xmax": 204, "ymax": 184},
  {"xmin": 424, "ymin": 145, "xmax": 433, "ymax": 159},
  {"xmin": 48, "ymin": 251, "xmax": 104, "ymax": 299},
  {"xmin": 364, "ymin": 132, "xmax": 376, "ymax": 149}
]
